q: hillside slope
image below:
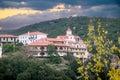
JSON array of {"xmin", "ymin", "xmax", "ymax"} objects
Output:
[{"xmin": 0, "ymin": 16, "xmax": 120, "ymax": 45}]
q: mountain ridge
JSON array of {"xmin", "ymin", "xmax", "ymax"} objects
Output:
[{"xmin": 0, "ymin": 16, "xmax": 120, "ymax": 45}]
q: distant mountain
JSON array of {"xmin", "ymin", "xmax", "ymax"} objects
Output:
[{"xmin": 0, "ymin": 16, "xmax": 120, "ymax": 45}]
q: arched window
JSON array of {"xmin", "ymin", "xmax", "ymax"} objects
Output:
[
  {"xmin": 55, "ymin": 47, "xmax": 57, "ymax": 50},
  {"xmin": 40, "ymin": 52, "xmax": 45, "ymax": 56},
  {"xmin": 60, "ymin": 47, "xmax": 63, "ymax": 50},
  {"xmin": 40, "ymin": 46, "xmax": 44, "ymax": 50}
]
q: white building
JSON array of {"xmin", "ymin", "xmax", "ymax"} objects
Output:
[
  {"xmin": 0, "ymin": 34, "xmax": 18, "ymax": 58},
  {"xmin": 18, "ymin": 31, "xmax": 47, "ymax": 45},
  {"xmin": 26, "ymin": 28, "xmax": 89, "ymax": 58},
  {"xmin": 0, "ymin": 34, "xmax": 18, "ymax": 43}
]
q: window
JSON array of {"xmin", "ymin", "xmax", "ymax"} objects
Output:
[
  {"xmin": 60, "ymin": 47, "xmax": 63, "ymax": 50},
  {"xmin": 3, "ymin": 37, "xmax": 5, "ymax": 40},
  {"xmin": 55, "ymin": 47, "xmax": 57, "ymax": 50},
  {"xmin": 6, "ymin": 38, "xmax": 8, "ymax": 41},
  {"xmin": 41, "ymin": 46, "xmax": 44, "ymax": 50},
  {"xmin": 77, "ymin": 45, "xmax": 79, "ymax": 48}
]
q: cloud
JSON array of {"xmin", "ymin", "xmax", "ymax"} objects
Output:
[
  {"xmin": 82, "ymin": 5, "xmax": 120, "ymax": 17},
  {"xmin": 0, "ymin": 3, "xmax": 82, "ymax": 20},
  {"xmin": 0, "ymin": 8, "xmax": 42, "ymax": 19},
  {"xmin": 2, "ymin": 1, "xmax": 27, "ymax": 7},
  {"xmin": 20, "ymin": 1, "xmax": 27, "ymax": 5},
  {"xmin": 89, "ymin": 5, "xmax": 120, "ymax": 11},
  {"xmin": 0, "ymin": 4, "xmax": 120, "ymax": 30},
  {"xmin": 1, "ymin": 0, "xmax": 118, "ymax": 10},
  {"xmin": 49, "ymin": 3, "xmax": 81, "ymax": 12},
  {"xmin": 49, "ymin": 3, "xmax": 66, "ymax": 12}
]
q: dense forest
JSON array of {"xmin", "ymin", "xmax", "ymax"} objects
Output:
[{"xmin": 0, "ymin": 16, "xmax": 120, "ymax": 45}]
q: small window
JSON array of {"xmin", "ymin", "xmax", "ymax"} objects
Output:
[
  {"xmin": 41, "ymin": 46, "xmax": 44, "ymax": 50},
  {"xmin": 55, "ymin": 47, "xmax": 57, "ymax": 50},
  {"xmin": 77, "ymin": 45, "xmax": 79, "ymax": 48},
  {"xmin": 3, "ymin": 37, "xmax": 5, "ymax": 40},
  {"xmin": 60, "ymin": 47, "xmax": 63, "ymax": 50}
]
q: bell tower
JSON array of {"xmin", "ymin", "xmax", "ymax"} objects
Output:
[{"xmin": 66, "ymin": 28, "xmax": 72, "ymax": 35}]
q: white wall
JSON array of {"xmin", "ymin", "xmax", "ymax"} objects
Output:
[
  {"xmin": 0, "ymin": 43, "xmax": 2, "ymax": 58},
  {"xmin": 0, "ymin": 37, "xmax": 17, "ymax": 42},
  {"xmin": 18, "ymin": 34, "xmax": 47, "ymax": 45}
]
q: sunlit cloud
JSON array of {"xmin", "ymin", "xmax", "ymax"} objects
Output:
[
  {"xmin": 49, "ymin": 4, "xmax": 68, "ymax": 12},
  {"xmin": 20, "ymin": 1, "xmax": 27, "ymax": 5},
  {"xmin": 0, "ymin": 3, "xmax": 82, "ymax": 20},
  {"xmin": 0, "ymin": 8, "xmax": 42, "ymax": 19},
  {"xmin": 49, "ymin": 3, "xmax": 81, "ymax": 12}
]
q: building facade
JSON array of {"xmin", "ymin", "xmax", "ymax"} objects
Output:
[
  {"xmin": 0, "ymin": 34, "xmax": 18, "ymax": 43},
  {"xmin": 0, "ymin": 34, "xmax": 18, "ymax": 58},
  {"xmin": 26, "ymin": 28, "xmax": 89, "ymax": 58},
  {"xmin": 18, "ymin": 31, "xmax": 47, "ymax": 45}
]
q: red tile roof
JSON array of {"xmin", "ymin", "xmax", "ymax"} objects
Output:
[
  {"xmin": 28, "ymin": 42, "xmax": 53, "ymax": 46},
  {"xmin": 57, "ymin": 35, "xmax": 68, "ymax": 39},
  {"xmin": 78, "ymin": 40, "xmax": 84, "ymax": 44},
  {"xmin": 28, "ymin": 41, "xmax": 69, "ymax": 47},
  {"xmin": 20, "ymin": 31, "xmax": 47, "ymax": 36},
  {"xmin": 54, "ymin": 43, "xmax": 69, "ymax": 47},
  {"xmin": 0, "ymin": 34, "xmax": 17, "ymax": 37},
  {"xmin": 74, "ymin": 36, "xmax": 80, "ymax": 38},
  {"xmin": 39, "ymin": 38, "xmax": 65, "ymax": 42},
  {"xmin": 65, "ymin": 40, "xmax": 74, "ymax": 43}
]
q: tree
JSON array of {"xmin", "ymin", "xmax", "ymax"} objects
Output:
[
  {"xmin": 77, "ymin": 20, "xmax": 120, "ymax": 80},
  {"xmin": 2, "ymin": 43, "xmax": 15, "ymax": 54},
  {"xmin": 2, "ymin": 42, "xmax": 23, "ymax": 54},
  {"xmin": 47, "ymin": 44, "xmax": 57, "ymax": 56},
  {"xmin": 47, "ymin": 45, "xmax": 62, "ymax": 64},
  {"xmin": 64, "ymin": 53, "xmax": 80, "ymax": 75},
  {"xmin": 0, "ymin": 52, "xmax": 71, "ymax": 80},
  {"xmin": 15, "ymin": 43, "xmax": 23, "ymax": 51}
]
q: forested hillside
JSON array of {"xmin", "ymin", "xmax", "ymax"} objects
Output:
[
  {"xmin": 0, "ymin": 16, "xmax": 120, "ymax": 45},
  {"xmin": 0, "ymin": 16, "xmax": 120, "ymax": 80}
]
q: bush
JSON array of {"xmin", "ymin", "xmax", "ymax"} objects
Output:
[
  {"xmin": 3, "ymin": 43, "xmax": 14, "ymax": 53},
  {"xmin": 0, "ymin": 53, "xmax": 72, "ymax": 80}
]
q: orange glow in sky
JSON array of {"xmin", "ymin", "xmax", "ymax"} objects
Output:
[{"xmin": 0, "ymin": 8, "xmax": 42, "ymax": 19}]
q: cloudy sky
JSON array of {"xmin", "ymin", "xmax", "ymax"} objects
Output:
[{"xmin": 0, "ymin": 0, "xmax": 120, "ymax": 30}]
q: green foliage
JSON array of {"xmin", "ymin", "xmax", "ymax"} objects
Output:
[
  {"xmin": 47, "ymin": 45, "xmax": 62, "ymax": 64},
  {"xmin": 64, "ymin": 53, "xmax": 80, "ymax": 76},
  {"xmin": 50, "ymin": 55, "xmax": 62, "ymax": 64},
  {"xmin": 77, "ymin": 20, "xmax": 120, "ymax": 80},
  {"xmin": 17, "ymin": 72, "xmax": 31, "ymax": 80},
  {"xmin": 3, "ymin": 43, "xmax": 14, "ymax": 53},
  {"xmin": 2, "ymin": 43, "xmax": 23, "ymax": 54},
  {"xmin": 47, "ymin": 44, "xmax": 57, "ymax": 56},
  {"xmin": 108, "ymin": 66, "xmax": 120, "ymax": 80},
  {"xmin": 15, "ymin": 43, "xmax": 23, "ymax": 51},
  {"xmin": 63, "ymin": 53, "xmax": 75, "ymax": 62},
  {"xmin": 0, "ymin": 53, "xmax": 72, "ymax": 80}
]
